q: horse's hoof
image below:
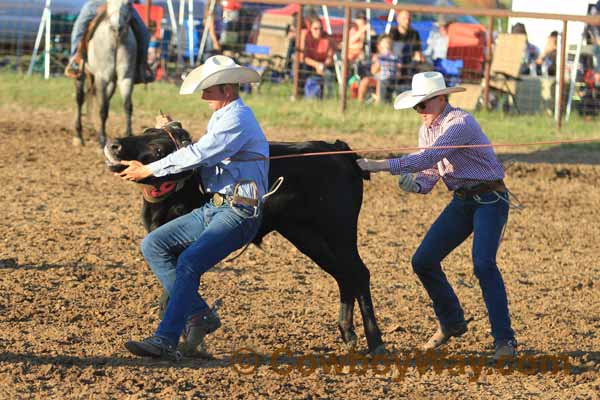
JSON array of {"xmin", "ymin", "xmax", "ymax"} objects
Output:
[
  {"xmin": 369, "ymin": 344, "xmax": 387, "ymax": 357},
  {"xmin": 72, "ymin": 137, "xmax": 84, "ymax": 146}
]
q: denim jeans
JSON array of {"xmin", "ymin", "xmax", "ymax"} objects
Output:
[
  {"xmin": 141, "ymin": 202, "xmax": 261, "ymax": 345},
  {"xmin": 70, "ymin": 0, "xmax": 149, "ymax": 62},
  {"xmin": 411, "ymin": 191, "xmax": 515, "ymax": 343}
]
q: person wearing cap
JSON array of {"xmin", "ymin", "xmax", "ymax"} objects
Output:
[
  {"xmin": 356, "ymin": 71, "xmax": 517, "ymax": 360},
  {"xmin": 116, "ymin": 55, "xmax": 269, "ymax": 360}
]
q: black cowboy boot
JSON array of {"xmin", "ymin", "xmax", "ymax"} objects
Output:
[
  {"xmin": 125, "ymin": 336, "xmax": 181, "ymax": 361},
  {"xmin": 135, "ymin": 62, "xmax": 155, "ymax": 84}
]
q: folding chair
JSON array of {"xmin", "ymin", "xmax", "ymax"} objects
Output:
[
  {"xmin": 434, "ymin": 58, "xmax": 464, "ymax": 87},
  {"xmin": 245, "ymin": 13, "xmax": 293, "ymax": 79},
  {"xmin": 488, "ymin": 33, "xmax": 528, "ymax": 113}
]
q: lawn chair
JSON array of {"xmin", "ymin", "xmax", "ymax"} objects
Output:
[
  {"xmin": 487, "ymin": 33, "xmax": 527, "ymax": 113},
  {"xmin": 245, "ymin": 13, "xmax": 293, "ymax": 81},
  {"xmin": 434, "ymin": 58, "xmax": 464, "ymax": 88}
]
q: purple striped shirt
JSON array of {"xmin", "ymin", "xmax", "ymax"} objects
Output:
[{"xmin": 388, "ymin": 104, "xmax": 504, "ymax": 193}]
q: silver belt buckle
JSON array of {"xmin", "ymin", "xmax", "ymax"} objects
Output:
[{"xmin": 212, "ymin": 193, "xmax": 225, "ymax": 207}]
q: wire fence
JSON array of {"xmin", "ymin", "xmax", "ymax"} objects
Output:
[{"xmin": 1, "ymin": 0, "xmax": 600, "ymax": 128}]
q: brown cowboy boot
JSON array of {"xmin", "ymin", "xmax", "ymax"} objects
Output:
[
  {"xmin": 422, "ymin": 319, "xmax": 469, "ymax": 350},
  {"xmin": 493, "ymin": 338, "xmax": 517, "ymax": 360},
  {"xmin": 64, "ymin": 53, "xmax": 83, "ymax": 79}
]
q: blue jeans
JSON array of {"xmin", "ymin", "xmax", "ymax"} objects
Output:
[
  {"xmin": 411, "ymin": 191, "xmax": 515, "ymax": 343},
  {"xmin": 70, "ymin": 0, "xmax": 149, "ymax": 61},
  {"xmin": 141, "ymin": 202, "xmax": 261, "ymax": 346}
]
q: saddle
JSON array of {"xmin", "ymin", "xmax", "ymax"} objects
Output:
[
  {"xmin": 80, "ymin": 4, "xmax": 109, "ymax": 64},
  {"xmin": 65, "ymin": 4, "xmax": 107, "ymax": 79},
  {"xmin": 67, "ymin": 4, "xmax": 150, "ymax": 83}
]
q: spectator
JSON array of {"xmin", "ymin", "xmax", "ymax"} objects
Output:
[
  {"xmin": 203, "ymin": 0, "xmax": 223, "ymax": 61},
  {"xmin": 585, "ymin": 1, "xmax": 600, "ymax": 70},
  {"xmin": 390, "ymin": 10, "xmax": 424, "ymax": 88},
  {"xmin": 357, "ymin": 34, "xmax": 399, "ymax": 104},
  {"xmin": 283, "ymin": 11, "xmax": 299, "ymax": 76},
  {"xmin": 510, "ymin": 22, "xmax": 539, "ymax": 76},
  {"xmin": 423, "ymin": 16, "xmax": 451, "ymax": 65},
  {"xmin": 220, "ymin": 0, "xmax": 241, "ymax": 50},
  {"xmin": 298, "ymin": 16, "xmax": 335, "ymax": 98},
  {"xmin": 147, "ymin": 20, "xmax": 161, "ymax": 74},
  {"xmin": 577, "ymin": 68, "xmax": 600, "ymax": 118},
  {"xmin": 348, "ymin": 11, "xmax": 369, "ymax": 63},
  {"xmin": 536, "ymin": 31, "xmax": 558, "ymax": 77},
  {"xmin": 64, "ymin": 0, "xmax": 153, "ymax": 83}
]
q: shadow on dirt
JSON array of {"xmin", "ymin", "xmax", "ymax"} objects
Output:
[
  {"xmin": 0, "ymin": 259, "xmax": 126, "ymax": 271},
  {"xmin": 498, "ymin": 142, "xmax": 600, "ymax": 166},
  {"xmin": 0, "ymin": 348, "xmax": 596, "ymax": 375}
]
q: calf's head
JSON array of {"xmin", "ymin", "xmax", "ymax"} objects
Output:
[{"xmin": 104, "ymin": 127, "xmax": 193, "ymax": 187}]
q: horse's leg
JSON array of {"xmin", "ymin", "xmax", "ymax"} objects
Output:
[
  {"xmin": 118, "ymin": 78, "xmax": 134, "ymax": 137},
  {"xmin": 277, "ymin": 224, "xmax": 359, "ymax": 350},
  {"xmin": 74, "ymin": 75, "xmax": 86, "ymax": 146},
  {"xmin": 97, "ymin": 79, "xmax": 116, "ymax": 148}
]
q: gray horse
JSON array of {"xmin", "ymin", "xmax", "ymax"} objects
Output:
[{"xmin": 74, "ymin": 0, "xmax": 136, "ymax": 147}]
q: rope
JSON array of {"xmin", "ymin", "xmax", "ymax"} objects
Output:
[{"xmin": 233, "ymin": 137, "xmax": 600, "ymax": 163}]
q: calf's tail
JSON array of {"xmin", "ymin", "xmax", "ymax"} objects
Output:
[{"xmin": 333, "ymin": 140, "xmax": 370, "ymax": 180}]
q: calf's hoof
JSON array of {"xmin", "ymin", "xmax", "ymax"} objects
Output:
[
  {"xmin": 339, "ymin": 327, "xmax": 358, "ymax": 350},
  {"xmin": 369, "ymin": 344, "xmax": 387, "ymax": 357},
  {"xmin": 72, "ymin": 136, "xmax": 84, "ymax": 146}
]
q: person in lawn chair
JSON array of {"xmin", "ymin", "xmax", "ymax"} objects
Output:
[{"xmin": 65, "ymin": 0, "xmax": 154, "ymax": 83}]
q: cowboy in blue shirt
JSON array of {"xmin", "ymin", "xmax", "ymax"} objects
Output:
[{"xmin": 117, "ymin": 55, "xmax": 269, "ymax": 360}]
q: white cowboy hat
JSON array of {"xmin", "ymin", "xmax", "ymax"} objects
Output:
[
  {"xmin": 179, "ymin": 55, "xmax": 261, "ymax": 95},
  {"xmin": 393, "ymin": 71, "xmax": 465, "ymax": 110}
]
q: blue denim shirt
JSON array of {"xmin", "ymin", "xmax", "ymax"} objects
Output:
[{"xmin": 147, "ymin": 98, "xmax": 269, "ymax": 199}]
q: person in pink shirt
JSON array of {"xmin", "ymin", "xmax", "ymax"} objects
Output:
[
  {"xmin": 298, "ymin": 16, "xmax": 335, "ymax": 97},
  {"xmin": 357, "ymin": 71, "xmax": 517, "ymax": 360}
]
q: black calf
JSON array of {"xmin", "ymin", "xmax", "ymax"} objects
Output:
[{"xmin": 104, "ymin": 127, "xmax": 384, "ymax": 354}]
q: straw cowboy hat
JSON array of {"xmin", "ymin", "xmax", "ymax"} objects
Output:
[
  {"xmin": 393, "ymin": 71, "xmax": 465, "ymax": 110},
  {"xmin": 179, "ymin": 55, "xmax": 260, "ymax": 95}
]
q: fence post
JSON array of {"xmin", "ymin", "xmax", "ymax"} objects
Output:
[
  {"xmin": 483, "ymin": 16, "xmax": 493, "ymax": 110},
  {"xmin": 293, "ymin": 6, "xmax": 302, "ymax": 99},
  {"xmin": 146, "ymin": 0, "xmax": 152, "ymax": 24},
  {"xmin": 340, "ymin": 5, "xmax": 351, "ymax": 113},
  {"xmin": 557, "ymin": 19, "xmax": 568, "ymax": 131}
]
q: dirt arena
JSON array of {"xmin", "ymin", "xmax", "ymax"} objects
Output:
[{"xmin": 1, "ymin": 107, "xmax": 599, "ymax": 399}]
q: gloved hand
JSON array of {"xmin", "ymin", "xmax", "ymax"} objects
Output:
[
  {"xmin": 356, "ymin": 158, "xmax": 389, "ymax": 173},
  {"xmin": 398, "ymin": 173, "xmax": 420, "ymax": 193}
]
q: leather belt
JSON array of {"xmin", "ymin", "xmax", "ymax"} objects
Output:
[
  {"xmin": 454, "ymin": 180, "xmax": 507, "ymax": 200},
  {"xmin": 211, "ymin": 192, "xmax": 259, "ymax": 208}
]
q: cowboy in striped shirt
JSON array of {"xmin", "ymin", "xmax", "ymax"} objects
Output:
[{"xmin": 357, "ymin": 71, "xmax": 517, "ymax": 360}]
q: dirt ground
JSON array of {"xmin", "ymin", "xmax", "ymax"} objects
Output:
[{"xmin": 0, "ymin": 106, "xmax": 599, "ymax": 399}]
